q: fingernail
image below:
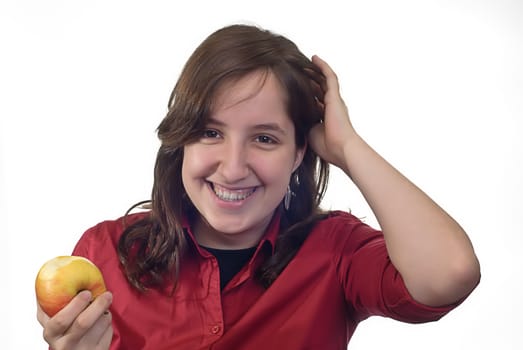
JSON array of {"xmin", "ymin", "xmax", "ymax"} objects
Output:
[
  {"xmin": 78, "ymin": 290, "xmax": 92, "ymax": 300},
  {"xmin": 102, "ymin": 291, "xmax": 113, "ymax": 305}
]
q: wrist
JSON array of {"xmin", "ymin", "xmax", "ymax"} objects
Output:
[{"xmin": 340, "ymin": 132, "xmax": 369, "ymax": 177}]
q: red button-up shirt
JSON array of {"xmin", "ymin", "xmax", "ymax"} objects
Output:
[{"xmin": 72, "ymin": 211, "xmax": 459, "ymax": 349}]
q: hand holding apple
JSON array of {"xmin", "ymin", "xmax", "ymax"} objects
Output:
[{"xmin": 35, "ymin": 255, "xmax": 107, "ymax": 317}]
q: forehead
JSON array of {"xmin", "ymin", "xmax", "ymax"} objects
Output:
[{"xmin": 211, "ymin": 69, "xmax": 288, "ymax": 113}]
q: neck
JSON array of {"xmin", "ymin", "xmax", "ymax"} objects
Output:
[{"xmin": 192, "ymin": 215, "xmax": 272, "ymax": 249}]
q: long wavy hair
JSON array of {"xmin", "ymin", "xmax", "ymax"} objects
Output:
[{"xmin": 118, "ymin": 24, "xmax": 330, "ymax": 291}]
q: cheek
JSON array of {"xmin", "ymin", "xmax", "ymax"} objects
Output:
[
  {"xmin": 182, "ymin": 145, "xmax": 214, "ymax": 178},
  {"xmin": 253, "ymin": 151, "xmax": 297, "ymax": 184}
]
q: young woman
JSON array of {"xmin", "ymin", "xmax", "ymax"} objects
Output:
[{"xmin": 37, "ymin": 24, "xmax": 480, "ymax": 350}]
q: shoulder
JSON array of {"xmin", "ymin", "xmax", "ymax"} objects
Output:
[
  {"xmin": 72, "ymin": 212, "xmax": 149, "ymax": 257},
  {"xmin": 313, "ymin": 210, "xmax": 381, "ymax": 238},
  {"xmin": 306, "ymin": 210, "xmax": 384, "ymax": 255},
  {"xmin": 319, "ymin": 210, "xmax": 366, "ymax": 224},
  {"xmin": 82, "ymin": 211, "xmax": 148, "ymax": 241}
]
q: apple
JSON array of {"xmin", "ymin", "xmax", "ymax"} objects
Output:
[{"xmin": 35, "ymin": 255, "xmax": 107, "ymax": 317}]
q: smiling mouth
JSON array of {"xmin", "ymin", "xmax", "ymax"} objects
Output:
[{"xmin": 210, "ymin": 182, "xmax": 257, "ymax": 202}]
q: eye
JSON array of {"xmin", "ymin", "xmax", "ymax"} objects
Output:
[
  {"xmin": 255, "ymin": 135, "xmax": 277, "ymax": 144},
  {"xmin": 202, "ymin": 129, "xmax": 220, "ymax": 138}
]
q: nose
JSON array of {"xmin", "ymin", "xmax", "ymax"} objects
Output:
[{"xmin": 218, "ymin": 140, "xmax": 250, "ymax": 183}]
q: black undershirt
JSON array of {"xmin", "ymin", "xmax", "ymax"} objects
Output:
[{"xmin": 201, "ymin": 246, "xmax": 257, "ymax": 290}]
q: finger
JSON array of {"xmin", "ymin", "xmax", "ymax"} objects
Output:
[
  {"xmin": 313, "ymin": 55, "xmax": 351, "ymax": 117},
  {"xmin": 43, "ymin": 290, "xmax": 93, "ymax": 343},
  {"xmin": 304, "ymin": 66, "xmax": 326, "ymax": 103},
  {"xmin": 76, "ymin": 310, "xmax": 113, "ymax": 347},
  {"xmin": 98, "ymin": 320, "xmax": 114, "ymax": 348},
  {"xmin": 36, "ymin": 299, "xmax": 50, "ymax": 327},
  {"xmin": 66, "ymin": 291, "xmax": 113, "ymax": 339},
  {"xmin": 311, "ymin": 55, "xmax": 341, "ymax": 96},
  {"xmin": 308, "ymin": 123, "xmax": 328, "ymax": 159},
  {"xmin": 47, "ymin": 292, "xmax": 113, "ymax": 350}
]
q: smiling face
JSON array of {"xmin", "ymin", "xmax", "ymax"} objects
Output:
[{"xmin": 182, "ymin": 70, "xmax": 305, "ymax": 249}]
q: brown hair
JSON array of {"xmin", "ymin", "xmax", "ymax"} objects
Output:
[{"xmin": 118, "ymin": 24, "xmax": 329, "ymax": 291}]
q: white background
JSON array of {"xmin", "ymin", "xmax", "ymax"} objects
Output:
[{"xmin": 1, "ymin": 0, "xmax": 522, "ymax": 349}]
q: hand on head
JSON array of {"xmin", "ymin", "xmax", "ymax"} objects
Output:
[{"xmin": 308, "ymin": 55, "xmax": 357, "ymax": 173}]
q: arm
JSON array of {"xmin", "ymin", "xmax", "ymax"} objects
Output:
[
  {"xmin": 37, "ymin": 290, "xmax": 113, "ymax": 350},
  {"xmin": 309, "ymin": 55, "xmax": 480, "ymax": 307}
]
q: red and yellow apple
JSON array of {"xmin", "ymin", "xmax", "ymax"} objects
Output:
[{"xmin": 35, "ymin": 255, "xmax": 107, "ymax": 317}]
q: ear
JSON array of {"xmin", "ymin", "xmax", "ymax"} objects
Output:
[{"xmin": 292, "ymin": 143, "xmax": 307, "ymax": 172}]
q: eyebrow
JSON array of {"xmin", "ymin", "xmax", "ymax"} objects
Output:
[{"xmin": 207, "ymin": 118, "xmax": 288, "ymax": 135}]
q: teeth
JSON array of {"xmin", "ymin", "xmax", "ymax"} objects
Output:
[{"xmin": 213, "ymin": 184, "xmax": 255, "ymax": 201}]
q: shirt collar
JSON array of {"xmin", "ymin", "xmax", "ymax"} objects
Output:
[{"xmin": 182, "ymin": 211, "xmax": 281, "ymax": 257}]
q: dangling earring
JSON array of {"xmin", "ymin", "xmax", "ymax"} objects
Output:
[
  {"xmin": 284, "ymin": 173, "xmax": 299, "ymax": 211},
  {"xmin": 284, "ymin": 185, "xmax": 293, "ymax": 211}
]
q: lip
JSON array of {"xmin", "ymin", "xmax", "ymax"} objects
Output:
[{"xmin": 206, "ymin": 181, "xmax": 258, "ymax": 207}]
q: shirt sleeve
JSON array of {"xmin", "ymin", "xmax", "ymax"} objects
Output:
[{"xmin": 332, "ymin": 211, "xmax": 465, "ymax": 323}]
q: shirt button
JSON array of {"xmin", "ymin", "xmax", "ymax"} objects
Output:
[{"xmin": 210, "ymin": 325, "xmax": 221, "ymax": 334}]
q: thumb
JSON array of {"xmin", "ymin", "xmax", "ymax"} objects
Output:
[{"xmin": 308, "ymin": 123, "xmax": 328, "ymax": 160}]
